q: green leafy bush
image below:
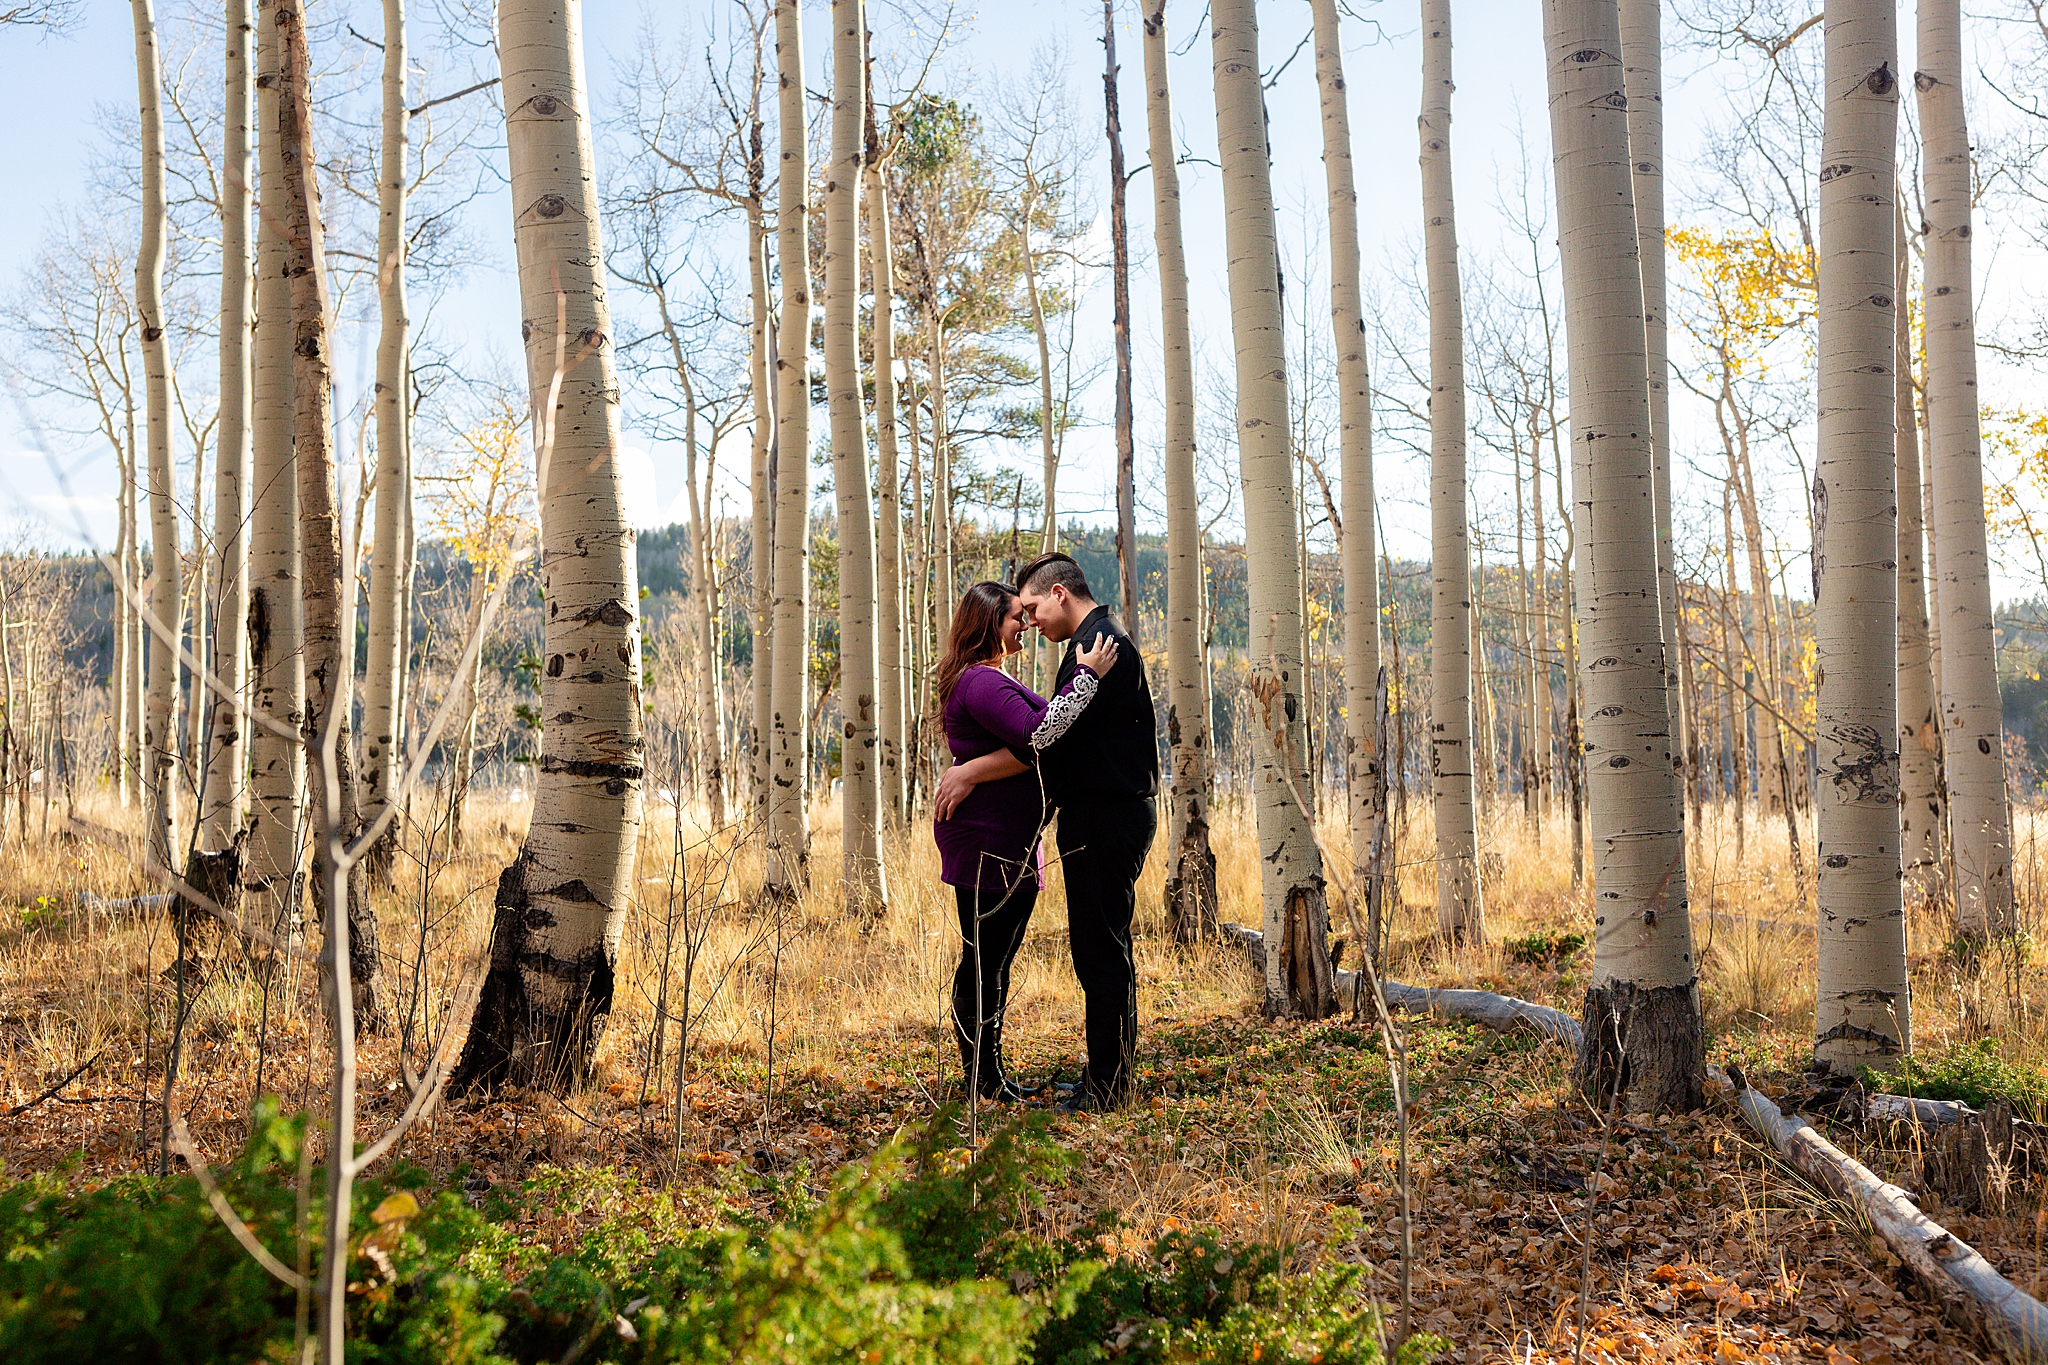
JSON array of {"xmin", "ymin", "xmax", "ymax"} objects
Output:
[
  {"xmin": 1505, "ymin": 931, "xmax": 1585, "ymax": 969},
  {"xmin": 1864, "ymin": 1038, "xmax": 2048, "ymax": 1121},
  {"xmin": 1009, "ymin": 1219, "xmax": 1442, "ymax": 1365},
  {"xmin": 0, "ymin": 1107, "xmax": 1441, "ymax": 1365}
]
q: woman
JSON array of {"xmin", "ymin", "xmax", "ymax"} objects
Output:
[{"xmin": 932, "ymin": 580, "xmax": 1117, "ymax": 1102}]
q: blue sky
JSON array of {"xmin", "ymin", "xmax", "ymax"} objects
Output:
[{"xmin": 2, "ymin": 0, "xmax": 2041, "ymax": 595}]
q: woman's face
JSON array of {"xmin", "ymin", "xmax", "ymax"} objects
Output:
[{"xmin": 996, "ymin": 597, "xmax": 1028, "ymax": 654}]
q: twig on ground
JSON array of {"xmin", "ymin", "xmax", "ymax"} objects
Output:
[{"xmin": 2, "ymin": 1047, "xmax": 106, "ymax": 1117}]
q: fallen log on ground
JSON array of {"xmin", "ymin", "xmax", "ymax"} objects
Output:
[
  {"xmin": 1866, "ymin": 1092, "xmax": 1978, "ymax": 1128},
  {"xmin": 1729, "ymin": 1066, "xmax": 2048, "ymax": 1362},
  {"xmin": 1214, "ymin": 923, "xmax": 1584, "ymax": 1051},
  {"xmin": 80, "ymin": 893, "xmax": 176, "ymax": 915},
  {"xmin": 1364, "ymin": 979, "xmax": 1583, "ymax": 1052}
]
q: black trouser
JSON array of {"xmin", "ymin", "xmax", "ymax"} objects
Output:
[
  {"xmin": 951, "ymin": 881, "xmax": 1038, "ymax": 1094},
  {"xmin": 1055, "ymin": 797, "xmax": 1157, "ymax": 1102}
]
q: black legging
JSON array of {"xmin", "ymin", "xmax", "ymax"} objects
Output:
[{"xmin": 951, "ymin": 881, "xmax": 1038, "ymax": 1094}]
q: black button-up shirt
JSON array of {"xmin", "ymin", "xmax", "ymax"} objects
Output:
[{"xmin": 1036, "ymin": 604, "xmax": 1159, "ymax": 808}]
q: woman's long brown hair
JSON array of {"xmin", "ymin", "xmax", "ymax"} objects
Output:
[{"xmin": 929, "ymin": 581, "xmax": 1017, "ymax": 727}]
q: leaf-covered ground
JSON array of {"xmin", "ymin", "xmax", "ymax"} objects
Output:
[{"xmin": 3, "ymin": 801, "xmax": 2045, "ymax": 1362}]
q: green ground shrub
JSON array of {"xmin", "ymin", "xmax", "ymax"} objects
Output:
[
  {"xmin": 1864, "ymin": 1037, "xmax": 2048, "ymax": 1120},
  {"xmin": 0, "ymin": 1108, "xmax": 1441, "ymax": 1365}
]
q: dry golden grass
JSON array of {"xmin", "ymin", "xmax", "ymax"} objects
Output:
[{"xmin": 2, "ymin": 781, "xmax": 2045, "ymax": 1361}]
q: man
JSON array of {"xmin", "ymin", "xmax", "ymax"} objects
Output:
[{"xmin": 936, "ymin": 553, "xmax": 1158, "ymax": 1110}]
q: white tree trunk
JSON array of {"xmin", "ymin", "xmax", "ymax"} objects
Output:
[
  {"xmin": 1145, "ymin": 0, "xmax": 1217, "ymax": 942},
  {"xmin": 1211, "ymin": 0, "xmax": 1336, "ymax": 1019},
  {"xmin": 1621, "ymin": 0, "xmax": 1684, "ymax": 836},
  {"xmin": 1895, "ymin": 204, "xmax": 1940, "ymax": 900},
  {"xmin": 1544, "ymin": 0, "xmax": 1700, "ymax": 1112},
  {"xmin": 277, "ymin": 0, "xmax": 381, "ymax": 1029},
  {"xmin": 1812, "ymin": 0, "xmax": 1906, "ymax": 1075},
  {"xmin": 676, "ymin": 366, "xmax": 725, "ymax": 831},
  {"xmin": 361, "ymin": 0, "xmax": 412, "ymax": 882},
  {"xmin": 827, "ymin": 0, "xmax": 885, "ymax": 910},
  {"xmin": 1307, "ymin": 0, "xmax": 1383, "ymax": 958},
  {"xmin": 748, "ymin": 204, "xmax": 775, "ymax": 824},
  {"xmin": 132, "ymin": 0, "xmax": 181, "ymax": 875},
  {"xmin": 1422, "ymin": 0, "xmax": 1482, "ymax": 942},
  {"xmin": 201, "ymin": 0, "xmax": 253, "ymax": 853},
  {"xmin": 244, "ymin": 5, "xmax": 306, "ymax": 932},
  {"xmin": 1104, "ymin": 0, "xmax": 1139, "ymax": 638},
  {"xmin": 452, "ymin": 0, "xmax": 646, "ymax": 1092},
  {"xmin": 866, "ymin": 147, "xmax": 906, "ymax": 822},
  {"xmin": 766, "ymin": 0, "xmax": 812, "ymax": 892},
  {"xmin": 114, "ymin": 432, "xmax": 133, "ymax": 806},
  {"xmin": 1917, "ymin": 0, "xmax": 2014, "ymax": 939},
  {"xmin": 929, "ymin": 322, "xmax": 954, "ymax": 642}
]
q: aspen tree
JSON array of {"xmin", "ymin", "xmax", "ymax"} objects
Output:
[
  {"xmin": 201, "ymin": 0, "xmax": 253, "ymax": 852},
  {"xmin": 1895, "ymin": 203, "xmax": 1940, "ymax": 899},
  {"xmin": 114, "ymin": 433, "xmax": 133, "ymax": 806},
  {"xmin": 1144, "ymin": 0, "xmax": 1217, "ymax": 940},
  {"xmin": 1513, "ymin": 435, "xmax": 1537, "ymax": 820},
  {"xmin": 1104, "ymin": 0, "xmax": 1139, "ymax": 635},
  {"xmin": 361, "ymin": 0, "xmax": 412, "ymax": 883},
  {"xmin": 1421, "ymin": 0, "xmax": 1481, "ymax": 942},
  {"xmin": 277, "ymin": 0, "xmax": 383, "ymax": 1026},
  {"xmin": 1543, "ymin": 0, "xmax": 1700, "ymax": 1111},
  {"xmin": 766, "ymin": 0, "xmax": 812, "ymax": 892},
  {"xmin": 929, "ymin": 318, "xmax": 954, "ymax": 640},
  {"xmin": 1020, "ymin": 143, "xmax": 1059, "ymax": 569},
  {"xmin": 452, "ymin": 0, "xmax": 646, "ymax": 1091},
  {"xmin": 746, "ymin": 49, "xmax": 775, "ymax": 822},
  {"xmin": 186, "ymin": 449, "xmax": 211, "ymax": 793},
  {"xmin": 1917, "ymin": 0, "xmax": 2014, "ymax": 939},
  {"xmin": 1007, "ymin": 62, "xmax": 1073, "ymax": 687},
  {"xmin": 1212, "ymin": 0, "xmax": 1337, "ymax": 1019},
  {"xmin": 1621, "ymin": 0, "xmax": 1683, "ymax": 811},
  {"xmin": 865, "ymin": 77, "xmax": 907, "ymax": 821},
  {"xmin": 1812, "ymin": 0, "xmax": 1907, "ymax": 1073},
  {"xmin": 1306, "ymin": 0, "xmax": 1381, "ymax": 955},
  {"xmin": 131, "ymin": 0, "xmax": 180, "ymax": 875},
  {"xmin": 1722, "ymin": 489, "xmax": 1747, "ymax": 859},
  {"xmin": 244, "ymin": 4, "xmax": 306, "ymax": 932},
  {"xmin": 827, "ymin": 0, "xmax": 886, "ymax": 910}
]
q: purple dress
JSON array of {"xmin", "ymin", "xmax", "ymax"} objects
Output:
[{"xmin": 934, "ymin": 662, "xmax": 1101, "ymax": 891}]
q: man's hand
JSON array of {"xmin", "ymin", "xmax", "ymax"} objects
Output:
[
  {"xmin": 934, "ymin": 764, "xmax": 977, "ymax": 822},
  {"xmin": 934, "ymin": 749, "xmax": 1031, "ymax": 820}
]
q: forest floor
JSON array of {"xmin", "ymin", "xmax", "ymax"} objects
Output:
[{"xmin": 2, "ymin": 789, "xmax": 2046, "ymax": 1363}]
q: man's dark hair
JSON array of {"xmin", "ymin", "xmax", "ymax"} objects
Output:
[{"xmin": 1016, "ymin": 551, "xmax": 1093, "ymax": 601}]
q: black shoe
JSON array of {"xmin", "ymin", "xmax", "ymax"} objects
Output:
[
  {"xmin": 972, "ymin": 1077, "xmax": 1042, "ymax": 1105},
  {"xmin": 1058, "ymin": 1085, "xmax": 1112, "ymax": 1114}
]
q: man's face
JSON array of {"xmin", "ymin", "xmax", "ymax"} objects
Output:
[{"xmin": 1019, "ymin": 585, "xmax": 1073, "ymax": 642}]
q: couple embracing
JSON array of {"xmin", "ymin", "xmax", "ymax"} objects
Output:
[{"xmin": 929, "ymin": 553, "xmax": 1158, "ymax": 1114}]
